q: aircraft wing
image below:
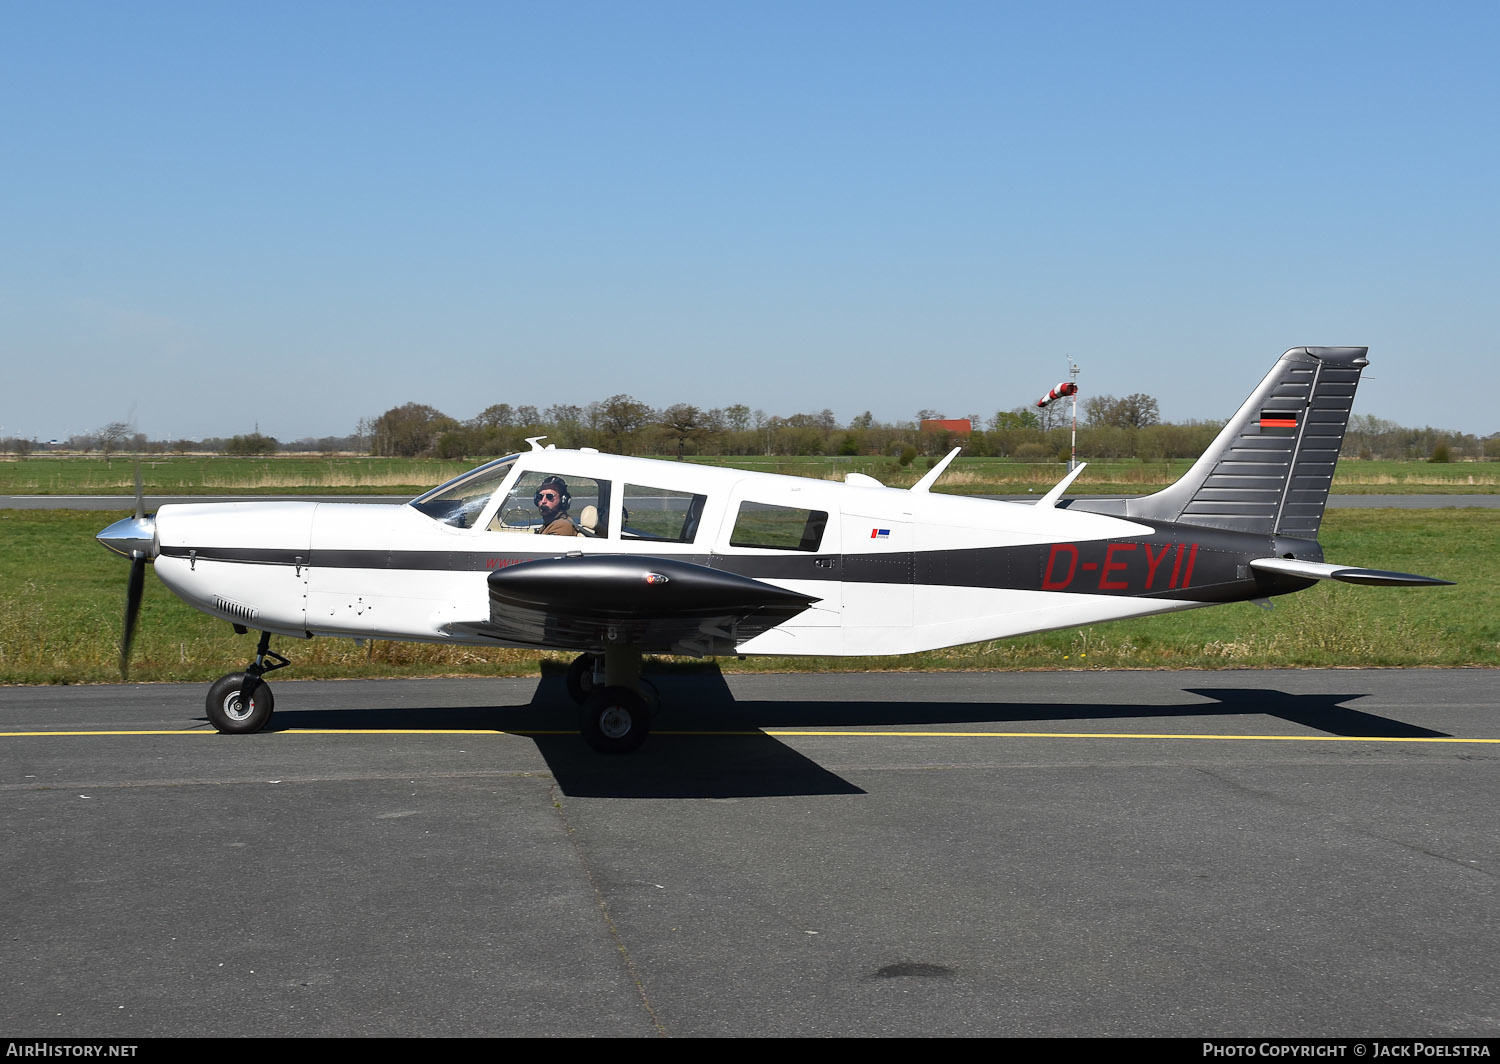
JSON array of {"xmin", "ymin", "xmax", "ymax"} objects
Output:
[
  {"xmin": 477, "ymin": 554, "xmax": 821, "ymax": 656},
  {"xmin": 1249, "ymin": 558, "xmax": 1454, "ymax": 587}
]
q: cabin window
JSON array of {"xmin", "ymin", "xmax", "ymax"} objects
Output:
[
  {"xmin": 408, "ymin": 456, "xmax": 519, "ymax": 528},
  {"xmin": 620, "ymin": 484, "xmax": 708, "ymax": 543},
  {"xmin": 728, "ymin": 502, "xmax": 828, "ymax": 552},
  {"xmin": 490, "ymin": 472, "xmax": 609, "ymax": 538}
]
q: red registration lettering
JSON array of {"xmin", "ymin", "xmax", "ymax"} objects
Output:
[
  {"xmin": 1165, "ymin": 543, "xmax": 1200, "ymax": 589},
  {"xmin": 1099, "ymin": 543, "xmax": 1135, "ymax": 590},
  {"xmin": 1143, "ymin": 544, "xmax": 1173, "ymax": 588},
  {"xmin": 1042, "ymin": 544, "xmax": 1078, "ymax": 590},
  {"xmin": 1181, "ymin": 543, "xmax": 1199, "ymax": 588}
]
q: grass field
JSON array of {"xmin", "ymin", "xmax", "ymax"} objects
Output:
[
  {"xmin": 685, "ymin": 455, "xmax": 1500, "ymax": 494},
  {"xmin": 1, "ymin": 507, "xmax": 1492, "ymax": 686},
  {"xmin": 2, "ymin": 453, "xmax": 1497, "ymax": 496},
  {"xmin": 0, "ymin": 455, "xmax": 470, "ymax": 495}
]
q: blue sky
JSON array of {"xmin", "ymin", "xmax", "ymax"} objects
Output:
[{"xmin": 3, "ymin": 1, "xmax": 1497, "ymax": 442}]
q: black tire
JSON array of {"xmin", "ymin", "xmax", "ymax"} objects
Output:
[
  {"xmin": 205, "ymin": 673, "xmax": 274, "ymax": 734},
  {"xmin": 580, "ymin": 686, "xmax": 649, "ymax": 754},
  {"xmin": 565, "ymin": 653, "xmax": 600, "ymax": 704}
]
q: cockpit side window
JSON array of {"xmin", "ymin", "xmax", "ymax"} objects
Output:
[
  {"xmin": 408, "ymin": 456, "xmax": 519, "ymax": 528},
  {"xmin": 490, "ymin": 472, "xmax": 609, "ymax": 538}
]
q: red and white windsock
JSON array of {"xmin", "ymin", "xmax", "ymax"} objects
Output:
[{"xmin": 1036, "ymin": 381, "xmax": 1078, "ymax": 408}]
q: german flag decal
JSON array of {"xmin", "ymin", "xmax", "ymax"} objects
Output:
[{"xmin": 1259, "ymin": 410, "xmax": 1298, "ymax": 436}]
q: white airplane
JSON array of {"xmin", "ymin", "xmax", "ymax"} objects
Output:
[{"xmin": 98, "ymin": 347, "xmax": 1450, "ymax": 751}]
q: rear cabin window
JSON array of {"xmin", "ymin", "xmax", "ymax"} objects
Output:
[
  {"xmin": 729, "ymin": 502, "xmax": 828, "ymax": 552},
  {"xmin": 621, "ymin": 484, "xmax": 707, "ymax": 543}
]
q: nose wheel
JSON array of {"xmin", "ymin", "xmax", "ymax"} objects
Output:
[
  {"xmin": 205, "ymin": 673, "xmax": 276, "ymax": 733},
  {"xmin": 205, "ymin": 631, "xmax": 288, "ymax": 734}
]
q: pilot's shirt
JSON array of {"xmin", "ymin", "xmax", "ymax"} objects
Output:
[{"xmin": 538, "ymin": 515, "xmax": 577, "ymax": 536}]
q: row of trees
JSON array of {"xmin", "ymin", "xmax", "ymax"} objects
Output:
[
  {"xmin": 10, "ymin": 430, "xmax": 363, "ymax": 456},
  {"xmin": 8, "ymin": 399, "xmax": 1494, "ymax": 462},
  {"xmin": 361, "ymin": 394, "xmax": 1495, "ymax": 463}
]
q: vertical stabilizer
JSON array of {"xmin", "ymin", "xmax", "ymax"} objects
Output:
[{"xmin": 1072, "ymin": 347, "xmax": 1368, "ymax": 539}]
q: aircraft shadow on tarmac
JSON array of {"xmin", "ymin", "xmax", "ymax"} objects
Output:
[{"xmin": 246, "ymin": 663, "xmax": 1450, "ymax": 800}]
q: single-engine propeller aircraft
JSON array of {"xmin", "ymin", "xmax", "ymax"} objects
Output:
[{"xmin": 99, "ymin": 347, "xmax": 1450, "ymax": 751}]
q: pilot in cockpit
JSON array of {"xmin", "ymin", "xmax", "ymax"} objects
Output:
[{"xmin": 534, "ymin": 476, "xmax": 578, "ymax": 536}]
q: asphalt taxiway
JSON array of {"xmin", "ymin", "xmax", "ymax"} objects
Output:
[{"xmin": 2, "ymin": 667, "xmax": 1497, "ymax": 1037}]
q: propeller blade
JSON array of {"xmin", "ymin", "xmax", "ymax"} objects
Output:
[
  {"xmin": 133, "ymin": 459, "xmax": 145, "ymax": 522},
  {"xmin": 121, "ymin": 554, "xmax": 146, "ymax": 679}
]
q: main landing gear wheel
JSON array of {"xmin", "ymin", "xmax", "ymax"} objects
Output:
[
  {"xmin": 565, "ymin": 653, "xmax": 600, "ymax": 703},
  {"xmin": 205, "ymin": 672, "xmax": 275, "ymax": 734},
  {"xmin": 580, "ymin": 686, "xmax": 649, "ymax": 754}
]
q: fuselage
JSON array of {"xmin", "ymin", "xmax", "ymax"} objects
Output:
[{"xmin": 145, "ymin": 447, "xmax": 1291, "ymax": 657}]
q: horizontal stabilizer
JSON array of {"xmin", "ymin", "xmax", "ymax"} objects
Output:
[{"xmin": 1249, "ymin": 558, "xmax": 1453, "ymax": 587}]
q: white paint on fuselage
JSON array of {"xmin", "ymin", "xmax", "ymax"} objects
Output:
[
  {"xmin": 304, "ymin": 502, "xmax": 489, "ymax": 641},
  {"xmin": 153, "ymin": 501, "xmax": 315, "ymax": 638},
  {"xmin": 149, "ymin": 449, "xmax": 1169, "ymax": 656},
  {"xmin": 736, "ymin": 584, "xmax": 1204, "ymax": 656}
]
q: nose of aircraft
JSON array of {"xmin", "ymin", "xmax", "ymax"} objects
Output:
[{"xmin": 97, "ymin": 514, "xmax": 158, "ymax": 560}]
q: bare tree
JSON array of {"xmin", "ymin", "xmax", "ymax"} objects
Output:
[
  {"xmin": 722, "ymin": 404, "xmax": 751, "ymax": 433},
  {"xmin": 661, "ymin": 403, "xmax": 707, "ymax": 457},
  {"xmin": 369, "ymin": 403, "xmax": 453, "ymax": 457},
  {"xmin": 597, "ymin": 394, "xmax": 653, "ymax": 452},
  {"xmin": 97, "ymin": 421, "xmax": 133, "ymax": 463},
  {"xmin": 472, "ymin": 404, "xmax": 515, "ymax": 429},
  {"xmin": 1084, "ymin": 393, "xmax": 1161, "ymax": 429}
]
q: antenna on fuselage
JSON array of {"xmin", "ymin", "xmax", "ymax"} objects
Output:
[{"xmin": 909, "ymin": 447, "xmax": 962, "ymax": 493}]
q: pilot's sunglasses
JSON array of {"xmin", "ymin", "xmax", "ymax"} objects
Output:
[{"xmin": 537, "ymin": 491, "xmax": 560, "ymax": 501}]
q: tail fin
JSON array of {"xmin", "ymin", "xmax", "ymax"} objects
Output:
[{"xmin": 1073, "ymin": 347, "xmax": 1368, "ymax": 539}]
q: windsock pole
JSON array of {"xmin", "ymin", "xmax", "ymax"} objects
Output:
[{"xmin": 1034, "ymin": 362, "xmax": 1082, "ymax": 470}]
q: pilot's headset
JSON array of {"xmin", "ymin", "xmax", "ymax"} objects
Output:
[{"xmin": 533, "ymin": 476, "xmax": 571, "ymax": 512}]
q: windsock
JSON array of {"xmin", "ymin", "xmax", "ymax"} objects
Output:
[{"xmin": 1036, "ymin": 382, "xmax": 1078, "ymax": 408}]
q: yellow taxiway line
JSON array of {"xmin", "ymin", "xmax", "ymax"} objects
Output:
[{"xmin": 2, "ymin": 728, "xmax": 1499, "ymax": 744}]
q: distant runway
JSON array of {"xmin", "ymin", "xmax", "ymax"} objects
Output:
[
  {"xmin": 4, "ymin": 493, "xmax": 1496, "ymax": 510},
  {"xmin": 3, "ymin": 667, "xmax": 1497, "ymax": 1037},
  {"xmin": 1, "ymin": 494, "xmax": 411, "ymax": 509}
]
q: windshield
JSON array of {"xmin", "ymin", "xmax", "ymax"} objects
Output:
[{"xmin": 408, "ymin": 455, "xmax": 519, "ymax": 528}]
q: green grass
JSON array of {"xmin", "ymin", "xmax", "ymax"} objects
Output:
[
  {"xmin": 0, "ymin": 455, "xmax": 471, "ymax": 495},
  {"xmin": 3, "ymin": 453, "xmax": 1496, "ymax": 497},
  {"xmin": 1, "ymin": 508, "xmax": 1492, "ymax": 685},
  {"xmin": 684, "ymin": 455, "xmax": 1500, "ymax": 494}
]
